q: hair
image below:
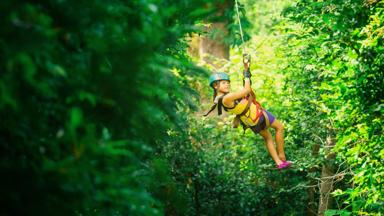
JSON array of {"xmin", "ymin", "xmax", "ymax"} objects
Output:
[
  {"xmin": 213, "ymin": 89, "xmax": 217, "ymax": 102},
  {"xmin": 212, "ymin": 81, "xmax": 219, "ymax": 101}
]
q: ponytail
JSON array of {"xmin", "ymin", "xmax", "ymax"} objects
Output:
[
  {"xmin": 213, "ymin": 90, "xmax": 217, "ymax": 102},
  {"xmin": 212, "ymin": 80, "xmax": 219, "ymax": 102}
]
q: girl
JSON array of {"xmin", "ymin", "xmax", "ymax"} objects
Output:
[{"xmin": 205, "ymin": 62, "xmax": 292, "ymax": 169}]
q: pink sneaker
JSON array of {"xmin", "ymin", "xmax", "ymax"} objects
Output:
[{"xmin": 277, "ymin": 160, "xmax": 292, "ymax": 169}]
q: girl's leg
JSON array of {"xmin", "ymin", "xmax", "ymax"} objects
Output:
[
  {"xmin": 259, "ymin": 129, "xmax": 283, "ymax": 166},
  {"xmin": 270, "ymin": 119, "xmax": 286, "ymax": 161}
]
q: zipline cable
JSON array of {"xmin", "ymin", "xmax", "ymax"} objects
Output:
[
  {"xmin": 234, "ymin": 0, "xmax": 245, "ymax": 53},
  {"xmin": 234, "ymin": 0, "xmax": 251, "ymax": 64}
]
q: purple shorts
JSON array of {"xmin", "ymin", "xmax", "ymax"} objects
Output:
[{"xmin": 250, "ymin": 110, "xmax": 276, "ymax": 134}]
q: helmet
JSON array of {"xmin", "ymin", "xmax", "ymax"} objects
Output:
[{"xmin": 209, "ymin": 72, "xmax": 230, "ymax": 88}]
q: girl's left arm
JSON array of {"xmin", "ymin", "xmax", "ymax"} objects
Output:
[{"xmin": 222, "ymin": 78, "xmax": 251, "ymax": 106}]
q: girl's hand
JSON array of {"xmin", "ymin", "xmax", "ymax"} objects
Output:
[{"xmin": 243, "ymin": 62, "xmax": 250, "ymax": 70}]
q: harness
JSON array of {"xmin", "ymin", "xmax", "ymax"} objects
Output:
[{"xmin": 204, "ymin": 91, "xmax": 271, "ymax": 132}]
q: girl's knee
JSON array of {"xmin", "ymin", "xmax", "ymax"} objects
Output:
[
  {"xmin": 259, "ymin": 129, "xmax": 273, "ymax": 140},
  {"xmin": 273, "ymin": 120, "xmax": 284, "ymax": 131},
  {"xmin": 278, "ymin": 123, "xmax": 284, "ymax": 131}
]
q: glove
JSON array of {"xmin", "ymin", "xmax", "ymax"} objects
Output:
[
  {"xmin": 243, "ymin": 67, "xmax": 252, "ymax": 78},
  {"xmin": 242, "ymin": 68, "xmax": 252, "ymax": 86}
]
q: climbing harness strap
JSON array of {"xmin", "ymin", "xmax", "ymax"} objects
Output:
[
  {"xmin": 203, "ymin": 94, "xmax": 227, "ymax": 117},
  {"xmin": 203, "ymin": 104, "xmax": 217, "ymax": 117}
]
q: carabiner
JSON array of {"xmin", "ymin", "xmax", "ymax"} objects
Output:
[{"xmin": 243, "ymin": 53, "xmax": 251, "ymax": 64}]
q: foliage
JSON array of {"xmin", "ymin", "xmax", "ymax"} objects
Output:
[
  {"xmin": 281, "ymin": 0, "xmax": 384, "ymax": 214},
  {"xmin": 1, "ymin": 0, "xmax": 382, "ymax": 215},
  {"xmin": 0, "ymin": 0, "xmax": 219, "ymax": 215}
]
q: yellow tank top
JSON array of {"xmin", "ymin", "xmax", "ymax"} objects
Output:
[{"xmin": 224, "ymin": 97, "xmax": 263, "ymax": 126}]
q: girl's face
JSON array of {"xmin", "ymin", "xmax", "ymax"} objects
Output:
[{"xmin": 215, "ymin": 80, "xmax": 230, "ymax": 93}]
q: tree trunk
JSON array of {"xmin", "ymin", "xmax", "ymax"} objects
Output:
[
  {"xmin": 196, "ymin": 0, "xmax": 231, "ymax": 69},
  {"xmin": 193, "ymin": 176, "xmax": 200, "ymax": 216},
  {"xmin": 199, "ymin": 22, "xmax": 230, "ymax": 62},
  {"xmin": 307, "ymin": 143, "xmax": 320, "ymax": 216},
  {"xmin": 318, "ymin": 136, "xmax": 336, "ymax": 216}
]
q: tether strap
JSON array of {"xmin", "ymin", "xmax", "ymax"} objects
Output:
[
  {"xmin": 203, "ymin": 104, "xmax": 217, "ymax": 117},
  {"xmin": 203, "ymin": 95, "xmax": 226, "ymax": 117}
]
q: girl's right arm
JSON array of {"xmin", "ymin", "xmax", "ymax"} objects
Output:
[{"xmin": 222, "ymin": 78, "xmax": 251, "ymax": 106}]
